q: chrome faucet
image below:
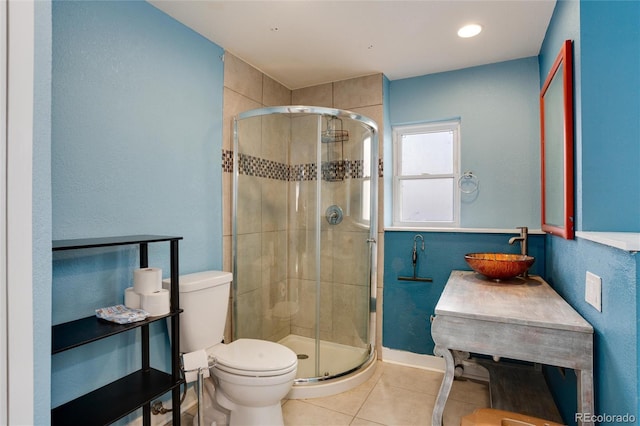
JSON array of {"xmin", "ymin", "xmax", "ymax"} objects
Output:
[{"xmin": 508, "ymin": 226, "xmax": 529, "ymax": 256}]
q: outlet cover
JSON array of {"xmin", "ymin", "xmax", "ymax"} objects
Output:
[{"xmin": 585, "ymin": 271, "xmax": 602, "ymax": 312}]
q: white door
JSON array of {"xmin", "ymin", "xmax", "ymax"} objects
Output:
[{"xmin": 2, "ymin": 1, "xmax": 35, "ymax": 424}]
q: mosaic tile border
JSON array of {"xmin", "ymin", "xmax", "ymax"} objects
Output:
[
  {"xmin": 222, "ymin": 149, "xmax": 383, "ymax": 181},
  {"xmin": 222, "ymin": 150, "xmax": 233, "ymax": 173}
]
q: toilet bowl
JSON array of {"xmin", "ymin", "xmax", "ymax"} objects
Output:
[
  {"xmin": 162, "ymin": 271, "xmax": 298, "ymax": 426},
  {"xmin": 208, "ymin": 339, "xmax": 297, "ymax": 425}
]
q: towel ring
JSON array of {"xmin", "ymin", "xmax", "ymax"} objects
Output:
[{"xmin": 458, "ymin": 171, "xmax": 479, "ymax": 194}]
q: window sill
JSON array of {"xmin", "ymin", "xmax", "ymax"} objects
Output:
[{"xmin": 385, "ymin": 226, "xmax": 546, "ymax": 235}]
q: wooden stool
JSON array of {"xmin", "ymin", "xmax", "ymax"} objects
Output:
[{"xmin": 461, "ymin": 408, "xmax": 565, "ymax": 426}]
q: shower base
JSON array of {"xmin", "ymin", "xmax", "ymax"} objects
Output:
[{"xmin": 279, "ymin": 334, "xmax": 377, "ymax": 399}]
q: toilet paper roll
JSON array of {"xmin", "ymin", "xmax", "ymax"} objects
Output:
[
  {"xmin": 124, "ymin": 287, "xmax": 141, "ymax": 309},
  {"xmin": 140, "ymin": 289, "xmax": 170, "ymax": 316},
  {"xmin": 133, "ymin": 267, "xmax": 162, "ymax": 294},
  {"xmin": 182, "ymin": 349, "xmax": 210, "ymax": 383}
]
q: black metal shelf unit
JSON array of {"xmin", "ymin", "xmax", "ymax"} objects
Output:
[{"xmin": 51, "ymin": 235, "xmax": 183, "ymax": 426}]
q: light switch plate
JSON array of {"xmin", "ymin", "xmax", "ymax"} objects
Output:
[{"xmin": 585, "ymin": 271, "xmax": 602, "ymax": 312}]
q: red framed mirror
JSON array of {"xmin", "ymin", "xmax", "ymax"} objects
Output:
[{"xmin": 540, "ymin": 39, "xmax": 574, "ymax": 239}]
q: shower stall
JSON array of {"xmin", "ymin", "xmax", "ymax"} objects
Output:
[{"xmin": 232, "ymin": 106, "xmax": 378, "ymax": 397}]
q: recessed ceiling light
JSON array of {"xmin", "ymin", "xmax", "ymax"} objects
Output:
[{"xmin": 458, "ymin": 24, "xmax": 482, "ymax": 38}]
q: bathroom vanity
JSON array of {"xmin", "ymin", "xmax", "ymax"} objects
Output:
[{"xmin": 431, "ymin": 270, "xmax": 594, "ymax": 426}]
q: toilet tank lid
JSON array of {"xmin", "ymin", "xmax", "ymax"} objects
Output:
[{"xmin": 162, "ymin": 270, "xmax": 232, "ymax": 293}]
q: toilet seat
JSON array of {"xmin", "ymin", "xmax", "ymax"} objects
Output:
[{"xmin": 207, "ymin": 338, "xmax": 297, "ymax": 377}]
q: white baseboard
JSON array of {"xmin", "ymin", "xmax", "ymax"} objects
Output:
[{"xmin": 381, "ymin": 347, "xmax": 445, "ymax": 372}]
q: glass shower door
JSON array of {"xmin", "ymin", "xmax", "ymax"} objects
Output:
[
  {"xmin": 233, "ymin": 106, "xmax": 377, "ymax": 383},
  {"xmin": 314, "ymin": 114, "xmax": 373, "ymax": 379}
]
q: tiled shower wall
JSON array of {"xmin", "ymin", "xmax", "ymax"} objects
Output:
[
  {"xmin": 222, "ymin": 52, "xmax": 385, "ymax": 356},
  {"xmin": 221, "ymin": 53, "xmax": 291, "ymax": 342}
]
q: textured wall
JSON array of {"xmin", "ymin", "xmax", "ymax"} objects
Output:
[
  {"xmin": 545, "ymin": 237, "xmax": 637, "ymax": 424},
  {"xmin": 383, "ymin": 230, "xmax": 545, "ymax": 355},
  {"xmin": 579, "ymin": 0, "xmax": 640, "ymax": 231},
  {"xmin": 388, "ymin": 57, "xmax": 541, "ymax": 229},
  {"xmin": 33, "ymin": 1, "xmax": 53, "ymax": 424},
  {"xmin": 51, "ymin": 0, "xmax": 224, "ymax": 410},
  {"xmin": 540, "ymin": 1, "xmax": 639, "ymax": 423}
]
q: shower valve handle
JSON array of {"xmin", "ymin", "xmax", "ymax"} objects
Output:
[{"xmin": 325, "ymin": 205, "xmax": 344, "ymax": 225}]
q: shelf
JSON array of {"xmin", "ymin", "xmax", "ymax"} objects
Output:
[
  {"xmin": 51, "ymin": 234, "xmax": 183, "ymax": 425},
  {"xmin": 51, "ymin": 368, "xmax": 183, "ymax": 426},
  {"xmin": 52, "ymin": 311, "xmax": 182, "ymax": 354},
  {"xmin": 476, "ymin": 359, "xmax": 563, "ymax": 423},
  {"xmin": 53, "ymin": 234, "xmax": 182, "ymax": 251},
  {"xmin": 576, "ymin": 231, "xmax": 640, "ymax": 252}
]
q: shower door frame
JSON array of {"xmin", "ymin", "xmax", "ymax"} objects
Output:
[{"xmin": 232, "ymin": 105, "xmax": 379, "ymax": 383}]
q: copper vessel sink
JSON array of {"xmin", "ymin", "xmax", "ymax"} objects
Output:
[{"xmin": 464, "ymin": 253, "xmax": 535, "ymax": 280}]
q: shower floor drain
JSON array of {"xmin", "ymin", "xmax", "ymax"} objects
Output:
[{"xmin": 297, "ymin": 354, "xmax": 309, "ymax": 360}]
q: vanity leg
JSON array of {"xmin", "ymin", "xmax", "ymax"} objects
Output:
[
  {"xmin": 576, "ymin": 368, "xmax": 595, "ymax": 426},
  {"xmin": 432, "ymin": 345, "xmax": 455, "ymax": 426}
]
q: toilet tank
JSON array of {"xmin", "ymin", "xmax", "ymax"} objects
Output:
[{"xmin": 162, "ymin": 270, "xmax": 232, "ymax": 353}]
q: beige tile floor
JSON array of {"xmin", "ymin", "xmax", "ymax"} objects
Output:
[
  {"xmin": 181, "ymin": 360, "xmax": 490, "ymax": 426},
  {"xmin": 281, "ymin": 361, "xmax": 490, "ymax": 426}
]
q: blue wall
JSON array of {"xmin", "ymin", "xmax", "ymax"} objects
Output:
[
  {"xmin": 545, "ymin": 237, "xmax": 637, "ymax": 424},
  {"xmin": 383, "ymin": 1, "xmax": 640, "ymax": 425},
  {"xmin": 50, "ymin": 0, "xmax": 224, "ymax": 413},
  {"xmin": 383, "ymin": 231, "xmax": 545, "ymax": 355},
  {"xmin": 388, "ymin": 57, "xmax": 541, "ymax": 229},
  {"xmin": 541, "ymin": 0, "xmax": 640, "ymax": 233},
  {"xmin": 36, "ymin": 0, "xmax": 640, "ymax": 424},
  {"xmin": 34, "ymin": 2, "xmax": 53, "ymax": 424},
  {"xmin": 540, "ymin": 1, "xmax": 639, "ymax": 424},
  {"xmin": 579, "ymin": 0, "xmax": 640, "ymax": 232}
]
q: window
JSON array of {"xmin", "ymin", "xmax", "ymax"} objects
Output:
[
  {"xmin": 362, "ymin": 135, "xmax": 371, "ymax": 222},
  {"xmin": 392, "ymin": 121, "xmax": 460, "ymax": 227}
]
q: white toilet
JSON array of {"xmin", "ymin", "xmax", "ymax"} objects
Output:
[{"xmin": 163, "ymin": 271, "xmax": 298, "ymax": 426}]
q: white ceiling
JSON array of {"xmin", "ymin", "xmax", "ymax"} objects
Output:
[{"xmin": 149, "ymin": 0, "xmax": 556, "ymax": 90}]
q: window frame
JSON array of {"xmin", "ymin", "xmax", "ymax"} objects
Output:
[
  {"xmin": 392, "ymin": 120, "xmax": 461, "ymax": 228},
  {"xmin": 361, "ymin": 135, "xmax": 372, "ymax": 223}
]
